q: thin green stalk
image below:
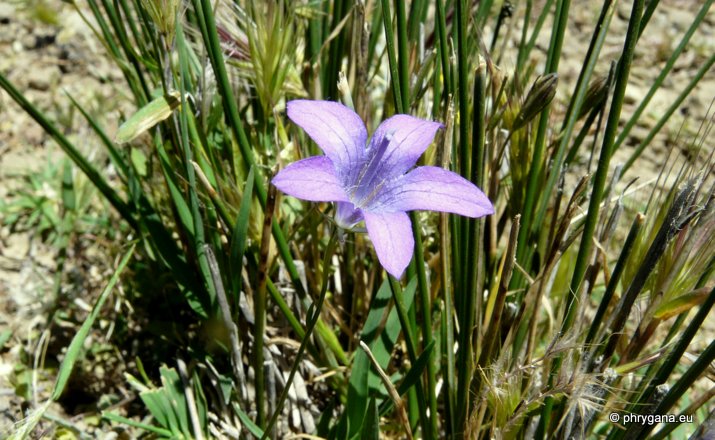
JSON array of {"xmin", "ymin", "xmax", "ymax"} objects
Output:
[
  {"xmin": 411, "ymin": 215, "xmax": 437, "ymax": 439},
  {"xmin": 395, "ymin": 0, "xmax": 410, "ymax": 111},
  {"xmin": 456, "ymin": 69, "xmax": 486, "ymax": 431},
  {"xmin": 533, "ymin": 0, "xmax": 615, "ymax": 229},
  {"xmin": 117, "ymin": 0, "xmax": 147, "ymax": 58},
  {"xmin": 388, "ymin": 276, "xmax": 431, "ymax": 439},
  {"xmin": 323, "ymin": 1, "xmax": 346, "ymax": 99},
  {"xmin": 517, "ymin": 0, "xmax": 557, "ymax": 71},
  {"xmin": 253, "ymin": 184, "xmax": 277, "ymax": 426},
  {"xmin": 407, "ymin": 0, "xmax": 427, "ymax": 42},
  {"xmin": 384, "ymin": 1, "xmax": 436, "ymax": 435},
  {"xmin": 0, "ymin": 74, "xmax": 137, "ymax": 231},
  {"xmin": 638, "ymin": 0, "xmax": 663, "ymax": 39},
  {"xmin": 562, "ymin": 0, "xmax": 645, "ymax": 336},
  {"xmin": 614, "ymin": 0, "xmax": 713, "ymax": 152},
  {"xmin": 623, "ymin": 52, "xmax": 715, "ymax": 173},
  {"xmin": 193, "ymin": 0, "xmax": 346, "ymax": 365},
  {"xmin": 260, "ymin": 230, "xmax": 339, "ymax": 439},
  {"xmin": 540, "ymin": 0, "xmax": 646, "ymax": 435},
  {"xmin": 585, "ymin": 213, "xmax": 644, "ymax": 346},
  {"xmin": 435, "ymin": 0, "xmax": 452, "ymax": 96},
  {"xmin": 475, "ymin": 0, "xmax": 495, "ymax": 27},
  {"xmin": 381, "ymin": 0, "xmax": 403, "ymax": 112},
  {"xmin": 99, "ymin": 0, "xmax": 151, "ymax": 101},
  {"xmin": 513, "ymin": 0, "xmax": 571, "ymax": 293},
  {"xmin": 176, "ymin": 24, "xmax": 217, "ymax": 310},
  {"xmin": 455, "ymin": 0, "xmax": 471, "ymax": 284},
  {"xmin": 516, "ymin": 0, "xmax": 533, "ymax": 70},
  {"xmin": 85, "ymin": 0, "xmax": 146, "ymax": 102},
  {"xmin": 405, "ymin": 39, "xmax": 437, "ymax": 440}
]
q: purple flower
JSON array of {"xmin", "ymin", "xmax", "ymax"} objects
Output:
[{"xmin": 273, "ymin": 100, "xmax": 494, "ymax": 278}]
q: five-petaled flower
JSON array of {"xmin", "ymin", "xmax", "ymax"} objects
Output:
[{"xmin": 272, "ymin": 100, "xmax": 494, "ymax": 278}]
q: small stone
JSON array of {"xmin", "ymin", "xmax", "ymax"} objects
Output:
[
  {"xmin": 27, "ymin": 65, "xmax": 60, "ymax": 91},
  {"xmin": 0, "ymin": 3, "xmax": 15, "ymax": 23}
]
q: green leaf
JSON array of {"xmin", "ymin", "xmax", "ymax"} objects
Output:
[
  {"xmin": 159, "ymin": 366, "xmax": 192, "ymax": 438},
  {"xmin": 61, "ymin": 161, "xmax": 75, "ymax": 213},
  {"xmin": 138, "ymin": 390, "xmax": 173, "ymax": 433},
  {"xmin": 368, "ymin": 277, "xmax": 417, "ymax": 392},
  {"xmin": 52, "ymin": 245, "xmax": 135, "ymax": 400},
  {"xmin": 653, "ymin": 289, "xmax": 709, "ymax": 320},
  {"xmin": 343, "ymin": 277, "xmax": 417, "ymax": 439},
  {"xmin": 363, "ymin": 399, "xmax": 381, "ymax": 440},
  {"xmin": 102, "ymin": 412, "xmax": 173, "ymax": 437},
  {"xmin": 130, "ymin": 147, "xmax": 148, "ymax": 177},
  {"xmin": 116, "ymin": 91, "xmax": 181, "ymax": 144},
  {"xmin": 229, "ymin": 166, "xmax": 254, "ymax": 300},
  {"xmin": 234, "ymin": 403, "xmax": 265, "ymax": 438}
]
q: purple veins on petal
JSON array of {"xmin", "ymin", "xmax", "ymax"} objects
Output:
[
  {"xmin": 271, "ymin": 156, "xmax": 349, "ymax": 203},
  {"xmin": 286, "ymin": 100, "xmax": 367, "ymax": 184},
  {"xmin": 372, "ymin": 166, "xmax": 495, "ymax": 217},
  {"xmin": 366, "ymin": 114, "xmax": 444, "ymax": 181}
]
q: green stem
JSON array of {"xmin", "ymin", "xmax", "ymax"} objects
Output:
[
  {"xmin": 260, "ymin": 230, "xmax": 339, "ymax": 439},
  {"xmin": 513, "ymin": 0, "xmax": 571, "ymax": 293},
  {"xmin": 381, "ymin": 0, "xmax": 403, "ymax": 113},
  {"xmin": 193, "ymin": 0, "xmax": 346, "ymax": 364},
  {"xmin": 614, "ymin": 0, "xmax": 713, "ymax": 152},
  {"xmin": 388, "ymin": 276, "xmax": 431, "ymax": 438},
  {"xmin": 533, "ymin": 0, "xmax": 615, "ymax": 229},
  {"xmin": 395, "ymin": 0, "xmax": 410, "ymax": 111},
  {"xmin": 623, "ymin": 52, "xmax": 715, "ymax": 174},
  {"xmin": 562, "ymin": 0, "xmax": 645, "ymax": 334},
  {"xmin": 541, "ymin": 0, "xmax": 646, "ymax": 436},
  {"xmin": 584, "ymin": 214, "xmax": 644, "ymax": 346}
]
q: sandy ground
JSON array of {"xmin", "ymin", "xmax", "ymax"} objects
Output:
[{"xmin": 0, "ymin": 0, "xmax": 713, "ymax": 435}]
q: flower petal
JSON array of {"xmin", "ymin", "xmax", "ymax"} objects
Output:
[
  {"xmin": 372, "ymin": 166, "xmax": 494, "ymax": 217},
  {"xmin": 272, "ymin": 156, "xmax": 349, "ymax": 202},
  {"xmin": 363, "ymin": 211, "xmax": 414, "ymax": 278},
  {"xmin": 286, "ymin": 100, "xmax": 367, "ymax": 183},
  {"xmin": 366, "ymin": 115, "xmax": 443, "ymax": 180}
]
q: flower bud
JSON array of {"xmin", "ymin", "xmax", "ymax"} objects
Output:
[
  {"xmin": 513, "ymin": 72, "xmax": 558, "ymax": 130},
  {"xmin": 578, "ymin": 75, "xmax": 608, "ymax": 119}
]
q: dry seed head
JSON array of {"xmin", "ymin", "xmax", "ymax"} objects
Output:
[{"xmin": 142, "ymin": 0, "xmax": 180, "ymax": 38}]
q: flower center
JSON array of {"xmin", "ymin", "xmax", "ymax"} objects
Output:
[{"xmin": 351, "ymin": 131, "xmax": 394, "ymax": 208}]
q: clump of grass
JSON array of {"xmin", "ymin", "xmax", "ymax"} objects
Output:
[{"xmin": 2, "ymin": 0, "xmax": 714, "ymax": 438}]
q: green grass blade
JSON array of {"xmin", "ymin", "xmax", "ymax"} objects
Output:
[
  {"xmin": 53, "ymin": 244, "xmax": 135, "ymax": 399},
  {"xmin": 102, "ymin": 412, "xmax": 174, "ymax": 437},
  {"xmin": 614, "ymin": 0, "xmax": 713, "ymax": 152},
  {"xmin": 623, "ymin": 52, "xmax": 715, "ymax": 174},
  {"xmin": 235, "ymin": 403, "xmax": 265, "ymax": 438},
  {"xmin": 0, "ymin": 73, "xmax": 138, "ymax": 230}
]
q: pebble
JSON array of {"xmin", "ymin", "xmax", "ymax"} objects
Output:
[
  {"xmin": 27, "ymin": 65, "xmax": 60, "ymax": 91},
  {"xmin": 0, "ymin": 3, "xmax": 15, "ymax": 23}
]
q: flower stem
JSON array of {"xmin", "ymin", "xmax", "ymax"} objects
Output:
[
  {"xmin": 388, "ymin": 275, "xmax": 431, "ymax": 438},
  {"xmin": 260, "ymin": 229, "xmax": 339, "ymax": 439}
]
